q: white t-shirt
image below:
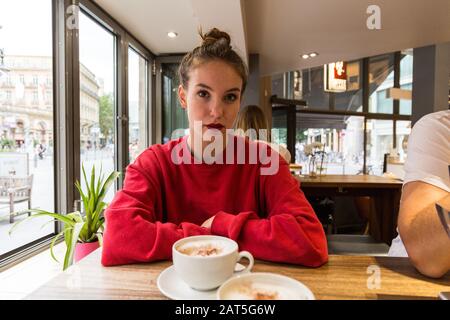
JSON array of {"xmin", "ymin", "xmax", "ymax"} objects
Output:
[{"xmin": 388, "ymin": 110, "xmax": 450, "ymax": 257}]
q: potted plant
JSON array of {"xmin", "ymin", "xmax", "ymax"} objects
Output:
[{"xmin": 9, "ymin": 164, "xmax": 120, "ymax": 270}]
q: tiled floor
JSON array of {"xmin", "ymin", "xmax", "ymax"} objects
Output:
[{"xmin": 0, "ymin": 242, "xmax": 66, "ymax": 299}]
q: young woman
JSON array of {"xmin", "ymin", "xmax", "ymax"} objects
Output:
[
  {"xmin": 101, "ymin": 28, "xmax": 328, "ymax": 267},
  {"xmin": 234, "ymin": 104, "xmax": 292, "ymax": 163}
]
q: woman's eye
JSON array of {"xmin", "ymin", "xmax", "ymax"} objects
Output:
[
  {"xmin": 224, "ymin": 94, "xmax": 237, "ymax": 103},
  {"xmin": 197, "ymin": 90, "xmax": 209, "ymax": 98}
]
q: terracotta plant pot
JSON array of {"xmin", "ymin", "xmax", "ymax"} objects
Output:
[{"xmin": 74, "ymin": 241, "xmax": 100, "ymax": 263}]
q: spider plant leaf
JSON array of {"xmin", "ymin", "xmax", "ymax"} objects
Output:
[
  {"xmin": 75, "ymin": 180, "xmax": 89, "ymax": 213},
  {"xmin": 82, "ymin": 164, "xmax": 89, "ymax": 197},
  {"xmin": 63, "ymin": 222, "xmax": 84, "ymax": 271},
  {"xmin": 90, "ymin": 202, "xmax": 106, "ymax": 234},
  {"xmin": 8, "ymin": 209, "xmax": 76, "ymax": 236},
  {"xmin": 39, "ymin": 218, "xmax": 58, "ymax": 231},
  {"xmin": 67, "ymin": 211, "xmax": 83, "ymax": 223},
  {"xmin": 78, "ymin": 221, "xmax": 90, "ymax": 242},
  {"xmin": 50, "ymin": 229, "xmax": 69, "ymax": 263},
  {"xmin": 90, "ymin": 165, "xmax": 96, "ymax": 201},
  {"xmin": 96, "ymin": 232, "xmax": 103, "ymax": 247},
  {"xmin": 96, "ymin": 165, "xmax": 103, "ymax": 202},
  {"xmin": 97, "ymin": 171, "xmax": 120, "ymax": 205}
]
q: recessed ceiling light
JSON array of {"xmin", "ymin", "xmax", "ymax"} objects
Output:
[
  {"xmin": 167, "ymin": 32, "xmax": 178, "ymax": 38},
  {"xmin": 309, "ymin": 52, "xmax": 318, "ymax": 57},
  {"xmin": 301, "ymin": 54, "xmax": 309, "ymax": 59}
]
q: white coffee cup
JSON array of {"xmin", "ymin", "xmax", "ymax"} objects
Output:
[{"xmin": 172, "ymin": 235, "xmax": 254, "ymax": 291}]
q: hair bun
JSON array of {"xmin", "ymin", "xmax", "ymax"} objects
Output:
[{"xmin": 200, "ymin": 27, "xmax": 231, "ymax": 49}]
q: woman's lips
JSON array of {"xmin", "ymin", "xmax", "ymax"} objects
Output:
[{"xmin": 205, "ymin": 123, "xmax": 225, "ymax": 130}]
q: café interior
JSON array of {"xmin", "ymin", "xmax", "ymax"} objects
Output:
[{"xmin": 0, "ymin": 0, "xmax": 449, "ymax": 300}]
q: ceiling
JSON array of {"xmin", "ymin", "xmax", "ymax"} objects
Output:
[{"xmin": 93, "ymin": 0, "xmax": 450, "ymax": 76}]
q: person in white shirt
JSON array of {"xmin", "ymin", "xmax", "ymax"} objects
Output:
[{"xmin": 389, "ymin": 110, "xmax": 450, "ymax": 278}]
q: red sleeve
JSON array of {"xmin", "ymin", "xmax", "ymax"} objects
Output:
[
  {"xmin": 101, "ymin": 153, "xmax": 210, "ymax": 267},
  {"xmin": 210, "ymin": 157, "xmax": 328, "ymax": 267}
]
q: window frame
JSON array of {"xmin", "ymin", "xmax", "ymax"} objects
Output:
[
  {"xmin": 271, "ymin": 51, "xmax": 412, "ymax": 174},
  {"xmin": 0, "ymin": 0, "xmax": 155, "ymax": 269},
  {"xmin": 0, "ymin": 0, "xmax": 59, "ymax": 269}
]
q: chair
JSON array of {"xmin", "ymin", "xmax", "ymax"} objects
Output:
[{"xmin": 0, "ymin": 175, "xmax": 33, "ymax": 223}]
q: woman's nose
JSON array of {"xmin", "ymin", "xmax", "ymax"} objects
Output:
[{"xmin": 209, "ymin": 99, "xmax": 224, "ymax": 119}]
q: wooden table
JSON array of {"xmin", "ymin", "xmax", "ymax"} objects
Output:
[
  {"xmin": 26, "ymin": 249, "xmax": 449, "ymax": 300},
  {"xmin": 295, "ymin": 175, "xmax": 403, "ymax": 244}
]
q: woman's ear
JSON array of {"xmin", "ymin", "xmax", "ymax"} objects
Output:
[{"xmin": 178, "ymin": 84, "xmax": 187, "ymax": 109}]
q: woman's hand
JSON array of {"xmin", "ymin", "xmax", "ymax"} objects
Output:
[{"xmin": 201, "ymin": 215, "xmax": 216, "ymax": 229}]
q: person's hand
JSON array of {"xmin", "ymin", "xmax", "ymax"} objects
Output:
[{"xmin": 201, "ymin": 215, "xmax": 216, "ymax": 229}]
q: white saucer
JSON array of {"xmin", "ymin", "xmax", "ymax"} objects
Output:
[
  {"xmin": 217, "ymin": 272, "xmax": 315, "ymax": 300},
  {"xmin": 157, "ymin": 264, "xmax": 245, "ymax": 300}
]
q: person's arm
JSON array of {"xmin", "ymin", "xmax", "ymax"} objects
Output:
[
  {"xmin": 397, "ymin": 181, "xmax": 450, "ymax": 278},
  {"xmin": 210, "ymin": 158, "xmax": 328, "ymax": 267},
  {"xmin": 101, "ymin": 162, "xmax": 210, "ymax": 267}
]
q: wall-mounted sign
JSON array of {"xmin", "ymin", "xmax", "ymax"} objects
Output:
[{"xmin": 324, "ymin": 61, "xmax": 347, "ymax": 92}]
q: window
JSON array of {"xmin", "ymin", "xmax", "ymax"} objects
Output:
[
  {"xmin": 162, "ymin": 63, "xmax": 187, "ymax": 143},
  {"xmin": 272, "ymin": 50, "xmax": 412, "ymax": 176},
  {"xmin": 399, "ymin": 50, "xmax": 413, "ymax": 115},
  {"xmin": 271, "ymin": 110, "xmax": 288, "ymax": 148},
  {"xmin": 294, "ymin": 115, "xmax": 364, "ymax": 175},
  {"xmin": 376, "ymin": 90, "xmax": 392, "ymax": 113},
  {"xmin": 32, "ymin": 90, "xmax": 38, "ymax": 103},
  {"xmin": 296, "ymin": 66, "xmax": 329, "ymax": 109},
  {"xmin": 79, "ymin": 10, "xmax": 116, "ymax": 203},
  {"xmin": 46, "ymin": 90, "xmax": 52, "ymax": 103},
  {"xmin": 128, "ymin": 47, "xmax": 147, "ymax": 163},
  {"xmin": 0, "ymin": 0, "xmax": 55, "ymax": 257},
  {"xmin": 396, "ymin": 120, "xmax": 412, "ymax": 161},
  {"xmin": 369, "ymin": 54, "xmax": 395, "ymax": 114},
  {"xmin": 4, "ymin": 75, "xmax": 12, "ymax": 85},
  {"xmin": 400, "ymin": 83, "xmax": 412, "ymax": 115},
  {"xmin": 334, "ymin": 60, "xmax": 363, "ymax": 112},
  {"xmin": 366, "ymin": 119, "xmax": 393, "ymax": 175},
  {"xmin": 32, "ymin": 75, "xmax": 38, "ymax": 85}
]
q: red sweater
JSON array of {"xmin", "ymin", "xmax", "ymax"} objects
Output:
[{"xmin": 101, "ymin": 136, "xmax": 328, "ymax": 267}]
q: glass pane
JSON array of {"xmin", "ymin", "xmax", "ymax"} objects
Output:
[
  {"xmin": 334, "ymin": 60, "xmax": 363, "ymax": 112},
  {"xmin": 271, "ymin": 110, "xmax": 288, "ymax": 148},
  {"xmin": 162, "ymin": 63, "xmax": 187, "ymax": 143},
  {"xmin": 79, "ymin": 11, "xmax": 116, "ymax": 203},
  {"xmin": 0, "ymin": 0, "xmax": 54, "ymax": 256},
  {"xmin": 128, "ymin": 47, "xmax": 147, "ymax": 163},
  {"xmin": 369, "ymin": 54, "xmax": 395, "ymax": 114},
  {"xmin": 294, "ymin": 114, "xmax": 364, "ymax": 175},
  {"xmin": 396, "ymin": 120, "xmax": 412, "ymax": 162},
  {"xmin": 295, "ymin": 66, "xmax": 329, "ymax": 109},
  {"xmin": 366, "ymin": 119, "xmax": 393, "ymax": 175},
  {"xmin": 399, "ymin": 50, "xmax": 413, "ymax": 115}
]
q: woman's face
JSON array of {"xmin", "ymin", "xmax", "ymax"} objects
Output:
[{"xmin": 178, "ymin": 60, "xmax": 243, "ymax": 144}]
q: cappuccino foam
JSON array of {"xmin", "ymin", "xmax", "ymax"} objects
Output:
[
  {"xmin": 177, "ymin": 240, "xmax": 233, "ymax": 257},
  {"xmin": 221, "ymin": 281, "xmax": 304, "ymax": 300}
]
